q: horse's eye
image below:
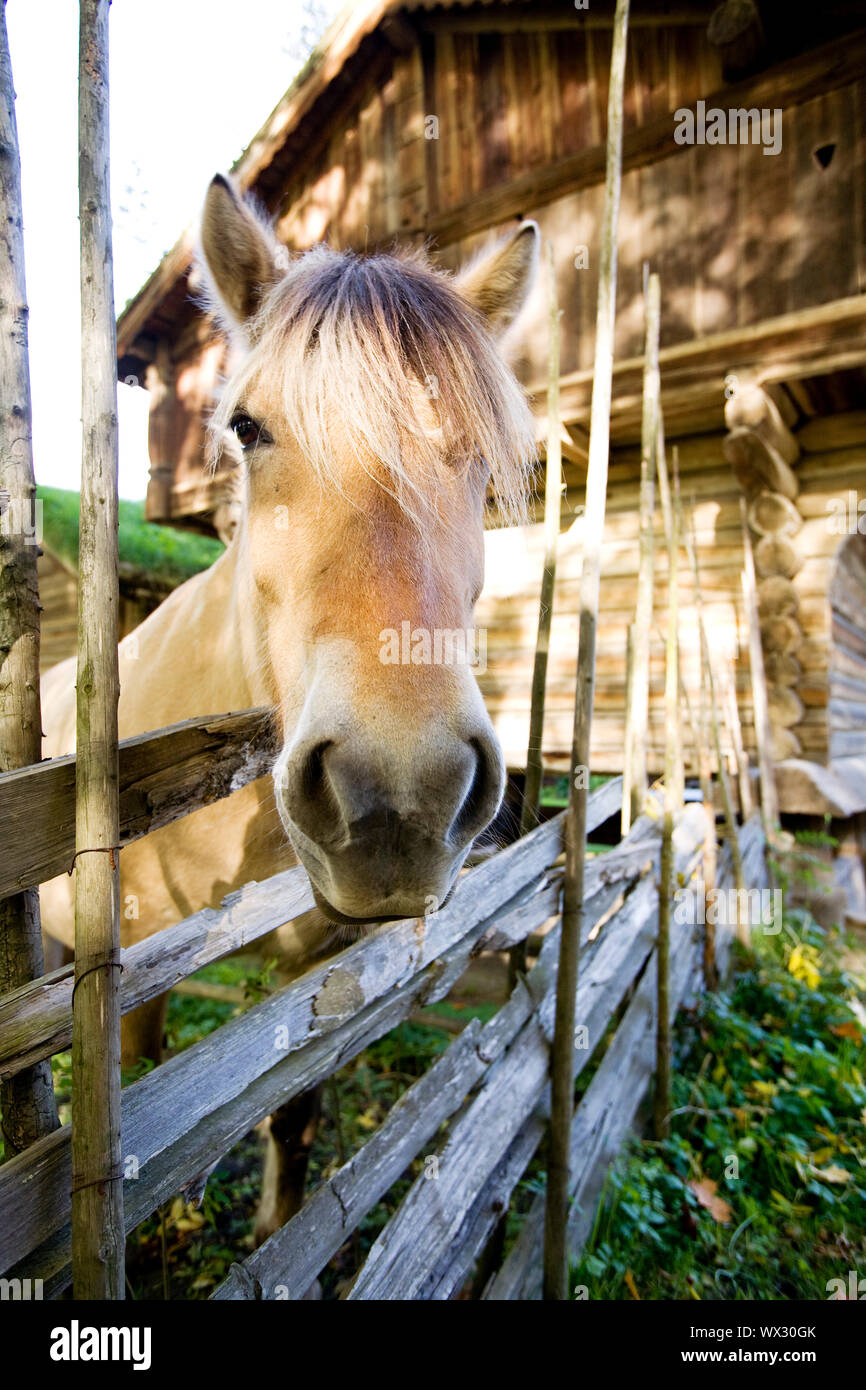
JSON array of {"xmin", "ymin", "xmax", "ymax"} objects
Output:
[{"xmin": 230, "ymin": 413, "xmax": 268, "ymax": 449}]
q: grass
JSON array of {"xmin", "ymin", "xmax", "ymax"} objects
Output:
[
  {"xmin": 37, "ymin": 485, "xmax": 223, "ymax": 587},
  {"xmin": 540, "ymin": 772, "xmax": 611, "ymax": 807},
  {"xmin": 568, "ymin": 913, "xmax": 866, "ymax": 1300}
]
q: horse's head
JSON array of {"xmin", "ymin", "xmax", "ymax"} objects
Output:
[{"xmin": 199, "ymin": 175, "xmax": 537, "ymax": 929}]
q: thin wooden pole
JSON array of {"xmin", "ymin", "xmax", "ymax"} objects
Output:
[
  {"xmin": 671, "ymin": 445, "xmax": 685, "ymax": 808},
  {"xmin": 654, "ymin": 419, "xmax": 678, "ymax": 1140},
  {"xmin": 672, "ymin": 486, "xmax": 720, "ymax": 986},
  {"xmin": 542, "ymin": 0, "xmax": 630, "ymax": 1302},
  {"xmin": 685, "ymin": 508, "xmax": 748, "ymax": 947},
  {"xmin": 676, "ymin": 643, "xmax": 719, "ymax": 989},
  {"xmin": 520, "ymin": 241, "xmax": 563, "ymax": 836},
  {"xmin": 740, "ymin": 500, "xmax": 780, "ymax": 835},
  {"xmin": 0, "ymin": 3, "xmax": 60, "ymax": 1157},
  {"xmin": 721, "ymin": 659, "xmax": 754, "ymax": 820},
  {"xmin": 71, "ymin": 0, "xmax": 124, "ymax": 1299},
  {"xmin": 622, "ymin": 266, "xmax": 658, "ymax": 833},
  {"xmin": 510, "ymin": 242, "xmax": 562, "ymax": 983}
]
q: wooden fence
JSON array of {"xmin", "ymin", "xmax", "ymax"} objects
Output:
[{"xmin": 0, "ymin": 708, "xmax": 767, "ymax": 1298}]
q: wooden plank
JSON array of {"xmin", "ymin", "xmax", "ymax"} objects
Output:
[
  {"xmin": 538, "ymin": 295, "xmax": 866, "ymax": 429},
  {"xmin": 798, "ymin": 410, "xmax": 866, "ymax": 454},
  {"xmin": 0, "ymin": 815, "xmax": 643, "ymax": 1086},
  {"xmin": 484, "ymin": 835, "xmax": 658, "ymax": 952},
  {"xmin": 417, "ymin": 1111, "xmax": 545, "ymax": 1300},
  {"xmin": 211, "ymin": 1017, "xmax": 490, "ymax": 1299},
  {"xmin": 213, "ymin": 968, "xmax": 544, "ymax": 1303},
  {"xmin": 0, "ymin": 865, "xmax": 314, "ymax": 1080},
  {"xmin": 489, "ymin": 880, "xmax": 704, "ymax": 1299},
  {"xmin": 0, "ymin": 707, "xmax": 278, "ymax": 899},
  {"xmin": 420, "ymin": 30, "xmax": 866, "ymax": 246},
  {"xmin": 477, "ymin": 31, "xmax": 508, "ymax": 189},
  {"xmin": 346, "ymin": 810, "xmax": 705, "ymax": 1301},
  {"xmin": 9, "ymin": 937, "xmax": 477, "ymax": 1296},
  {"xmin": 489, "ymin": 818, "xmax": 766, "ymax": 1299}
]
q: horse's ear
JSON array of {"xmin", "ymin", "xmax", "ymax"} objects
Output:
[
  {"xmin": 454, "ymin": 220, "xmax": 539, "ymax": 337},
  {"xmin": 199, "ymin": 174, "xmax": 281, "ymax": 332}
]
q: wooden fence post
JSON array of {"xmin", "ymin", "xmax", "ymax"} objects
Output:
[
  {"xmin": 507, "ymin": 240, "xmax": 564, "ymax": 988},
  {"xmin": 740, "ymin": 501, "xmax": 780, "ymax": 836},
  {"xmin": 654, "ymin": 418, "xmax": 679, "ymax": 1139},
  {"xmin": 543, "ymin": 0, "xmax": 630, "ymax": 1302},
  {"xmin": 520, "ymin": 240, "xmax": 563, "ymax": 842},
  {"xmin": 680, "ymin": 653, "xmax": 719, "ymax": 990},
  {"xmin": 71, "ymin": 0, "xmax": 124, "ymax": 1299},
  {"xmin": 622, "ymin": 266, "xmax": 658, "ymax": 834},
  {"xmin": 686, "ymin": 509, "xmax": 748, "ymax": 946},
  {"xmin": 0, "ymin": 5, "xmax": 60, "ymax": 1158},
  {"xmin": 721, "ymin": 659, "xmax": 754, "ymax": 820}
]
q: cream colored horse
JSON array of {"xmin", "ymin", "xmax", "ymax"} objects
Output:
[{"xmin": 39, "ymin": 175, "xmax": 538, "ymax": 1239}]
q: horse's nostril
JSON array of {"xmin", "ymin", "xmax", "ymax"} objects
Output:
[
  {"xmin": 301, "ymin": 739, "xmax": 332, "ymax": 802},
  {"xmin": 450, "ymin": 737, "xmax": 501, "ymax": 846}
]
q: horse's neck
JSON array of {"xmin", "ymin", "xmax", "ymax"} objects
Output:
[
  {"xmin": 122, "ymin": 539, "xmax": 272, "ymax": 735},
  {"xmin": 200, "ymin": 536, "xmax": 274, "ymax": 710}
]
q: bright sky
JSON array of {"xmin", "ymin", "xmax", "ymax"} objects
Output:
[{"xmin": 6, "ymin": 0, "xmax": 343, "ymax": 498}]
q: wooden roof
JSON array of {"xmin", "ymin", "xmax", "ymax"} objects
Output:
[{"xmin": 117, "ymin": 0, "xmax": 866, "ymax": 377}]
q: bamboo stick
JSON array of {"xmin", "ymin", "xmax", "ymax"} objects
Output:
[
  {"xmin": 740, "ymin": 499, "xmax": 780, "ymax": 835},
  {"xmin": 721, "ymin": 660, "xmax": 754, "ymax": 820},
  {"xmin": 622, "ymin": 266, "xmax": 658, "ymax": 834},
  {"xmin": 677, "ymin": 643, "xmax": 718, "ymax": 989},
  {"xmin": 671, "ymin": 475, "xmax": 720, "ymax": 987},
  {"xmin": 510, "ymin": 242, "xmax": 562, "ymax": 981},
  {"xmin": 71, "ymin": 0, "xmax": 124, "ymax": 1299},
  {"xmin": 542, "ymin": 0, "xmax": 630, "ymax": 1303},
  {"xmin": 622, "ymin": 619, "xmax": 636, "ymax": 817},
  {"xmin": 685, "ymin": 508, "xmax": 748, "ymax": 947},
  {"xmin": 519, "ymin": 242, "xmax": 563, "ymax": 836},
  {"xmin": 670, "ymin": 446, "xmax": 685, "ymax": 809},
  {"xmin": 653, "ymin": 418, "xmax": 678, "ymax": 1140},
  {"xmin": 0, "ymin": 6, "xmax": 60, "ymax": 1157}
]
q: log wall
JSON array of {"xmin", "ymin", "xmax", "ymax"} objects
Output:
[{"xmin": 478, "ymin": 410, "xmax": 866, "ymax": 777}]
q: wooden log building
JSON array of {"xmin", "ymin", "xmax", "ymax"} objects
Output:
[{"xmin": 115, "ymin": 0, "xmax": 866, "ymax": 834}]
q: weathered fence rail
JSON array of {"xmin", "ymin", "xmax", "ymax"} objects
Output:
[
  {"xmin": 2, "ymin": 767, "xmax": 671, "ymax": 1295},
  {"xmin": 487, "ymin": 812, "xmax": 767, "ymax": 1300},
  {"xmin": 213, "ymin": 802, "xmax": 719, "ymax": 1301},
  {"xmin": 0, "ymin": 707, "xmax": 278, "ymax": 899},
  {"xmin": 0, "ymin": 702, "xmax": 769, "ymax": 1299}
]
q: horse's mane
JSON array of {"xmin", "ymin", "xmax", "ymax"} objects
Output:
[{"xmin": 208, "ymin": 243, "xmax": 536, "ymax": 526}]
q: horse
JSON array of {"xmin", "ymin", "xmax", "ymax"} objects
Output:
[{"xmin": 39, "ymin": 173, "xmax": 539, "ymax": 1243}]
